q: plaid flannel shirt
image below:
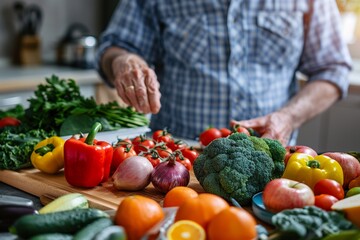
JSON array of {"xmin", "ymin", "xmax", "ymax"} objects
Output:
[{"xmin": 96, "ymin": 0, "xmax": 352, "ymax": 142}]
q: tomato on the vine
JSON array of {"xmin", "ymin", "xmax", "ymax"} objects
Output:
[
  {"xmin": 132, "ymin": 135, "xmax": 155, "ymax": 154},
  {"xmin": 152, "ymin": 129, "xmax": 173, "ymax": 143},
  {"xmin": 314, "ymin": 179, "xmax": 344, "ymax": 200},
  {"xmin": 111, "ymin": 143, "xmax": 137, "ymax": 173},
  {"xmin": 199, "ymin": 127, "xmax": 222, "ymax": 146},
  {"xmin": 233, "ymin": 125, "xmax": 250, "ymax": 136},
  {"xmin": 180, "ymin": 147, "xmax": 199, "ymax": 164},
  {"xmin": 219, "ymin": 128, "xmax": 232, "ymax": 137},
  {"xmin": 141, "ymin": 151, "xmax": 162, "ymax": 167},
  {"xmin": 167, "ymin": 139, "xmax": 187, "ymax": 151},
  {"xmin": 176, "ymin": 156, "xmax": 192, "ymax": 171},
  {"xmin": 314, "ymin": 194, "xmax": 339, "ymax": 211}
]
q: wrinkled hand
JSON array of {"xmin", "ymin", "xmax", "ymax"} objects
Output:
[
  {"xmin": 112, "ymin": 54, "xmax": 161, "ymax": 114},
  {"xmin": 230, "ymin": 111, "xmax": 293, "ymax": 146}
]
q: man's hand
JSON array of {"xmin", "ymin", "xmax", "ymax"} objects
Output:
[
  {"xmin": 230, "ymin": 111, "xmax": 293, "ymax": 146},
  {"xmin": 111, "ymin": 54, "xmax": 161, "ymax": 114}
]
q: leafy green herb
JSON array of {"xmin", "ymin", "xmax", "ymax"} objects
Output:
[
  {"xmin": 0, "ymin": 129, "xmax": 55, "ymax": 170},
  {"xmin": 25, "ymin": 75, "xmax": 149, "ymax": 135},
  {"xmin": 0, "ymin": 105, "xmax": 25, "ymax": 119},
  {"xmin": 268, "ymin": 206, "xmax": 355, "ymax": 240}
]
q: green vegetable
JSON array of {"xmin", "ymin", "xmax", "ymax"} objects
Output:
[
  {"xmin": 0, "ymin": 129, "xmax": 55, "ymax": 170},
  {"xmin": 269, "ymin": 206, "xmax": 355, "ymax": 240},
  {"xmin": 193, "ymin": 132, "xmax": 286, "ymax": 205},
  {"xmin": 30, "ymin": 233, "xmax": 73, "ymax": 240},
  {"xmin": 320, "ymin": 230, "xmax": 360, "ymax": 240},
  {"xmin": 39, "ymin": 193, "xmax": 89, "ymax": 214},
  {"xmin": 9, "ymin": 208, "xmax": 109, "ymax": 239},
  {"xmin": 73, "ymin": 218, "xmax": 113, "ymax": 240},
  {"xmin": 0, "ymin": 105, "xmax": 25, "ymax": 119},
  {"xmin": 25, "ymin": 75, "xmax": 149, "ymax": 135},
  {"xmin": 93, "ymin": 225, "xmax": 127, "ymax": 240}
]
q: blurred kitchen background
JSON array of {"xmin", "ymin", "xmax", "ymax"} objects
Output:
[{"xmin": 0, "ymin": 0, "xmax": 360, "ymax": 152}]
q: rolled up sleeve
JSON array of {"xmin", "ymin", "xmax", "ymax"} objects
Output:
[{"xmin": 298, "ymin": 0, "xmax": 352, "ymax": 98}]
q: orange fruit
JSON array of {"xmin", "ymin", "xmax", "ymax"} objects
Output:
[
  {"xmin": 115, "ymin": 195, "xmax": 164, "ymax": 240},
  {"xmin": 167, "ymin": 220, "xmax": 206, "ymax": 240},
  {"xmin": 174, "ymin": 193, "xmax": 229, "ymax": 229},
  {"xmin": 163, "ymin": 186, "xmax": 199, "ymax": 208},
  {"xmin": 207, "ymin": 207, "xmax": 257, "ymax": 240}
]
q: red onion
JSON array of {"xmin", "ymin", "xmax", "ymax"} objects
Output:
[
  {"xmin": 112, "ymin": 156, "xmax": 153, "ymax": 191},
  {"xmin": 151, "ymin": 157, "xmax": 190, "ymax": 193}
]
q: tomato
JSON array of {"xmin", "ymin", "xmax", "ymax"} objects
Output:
[
  {"xmin": 0, "ymin": 116, "xmax": 21, "ymax": 128},
  {"xmin": 132, "ymin": 135, "xmax": 155, "ymax": 154},
  {"xmin": 155, "ymin": 145, "xmax": 173, "ymax": 159},
  {"xmin": 167, "ymin": 139, "xmax": 187, "ymax": 151},
  {"xmin": 314, "ymin": 179, "xmax": 345, "ymax": 200},
  {"xmin": 176, "ymin": 156, "xmax": 192, "ymax": 171},
  {"xmin": 314, "ymin": 194, "xmax": 339, "ymax": 211},
  {"xmin": 111, "ymin": 144, "xmax": 137, "ymax": 173},
  {"xmin": 180, "ymin": 147, "xmax": 199, "ymax": 164},
  {"xmin": 233, "ymin": 125, "xmax": 250, "ymax": 136},
  {"xmin": 199, "ymin": 128, "xmax": 222, "ymax": 146},
  {"xmin": 152, "ymin": 129, "xmax": 172, "ymax": 143},
  {"xmin": 142, "ymin": 151, "xmax": 162, "ymax": 167},
  {"xmin": 219, "ymin": 128, "xmax": 232, "ymax": 137}
]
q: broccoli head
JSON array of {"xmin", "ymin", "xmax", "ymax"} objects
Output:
[{"xmin": 193, "ymin": 132, "xmax": 286, "ymax": 205}]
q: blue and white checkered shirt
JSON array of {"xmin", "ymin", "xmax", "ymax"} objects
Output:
[{"xmin": 96, "ymin": 0, "xmax": 352, "ymax": 141}]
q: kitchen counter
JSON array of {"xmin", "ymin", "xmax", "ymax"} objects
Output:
[{"xmin": 0, "ymin": 65, "xmax": 101, "ymax": 93}]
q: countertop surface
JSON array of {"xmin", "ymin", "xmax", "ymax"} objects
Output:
[{"xmin": 0, "ymin": 65, "xmax": 101, "ymax": 92}]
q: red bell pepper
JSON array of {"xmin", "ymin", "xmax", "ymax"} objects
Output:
[{"xmin": 64, "ymin": 122, "xmax": 113, "ymax": 188}]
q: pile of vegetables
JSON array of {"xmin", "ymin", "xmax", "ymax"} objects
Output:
[
  {"xmin": 0, "ymin": 75, "xmax": 149, "ymax": 170},
  {"xmin": 193, "ymin": 132, "xmax": 286, "ymax": 205}
]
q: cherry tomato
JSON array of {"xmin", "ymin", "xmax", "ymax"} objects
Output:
[
  {"xmin": 154, "ymin": 145, "xmax": 173, "ymax": 159},
  {"xmin": 314, "ymin": 194, "xmax": 339, "ymax": 211},
  {"xmin": 176, "ymin": 156, "xmax": 192, "ymax": 171},
  {"xmin": 111, "ymin": 144, "xmax": 137, "ymax": 173},
  {"xmin": 219, "ymin": 128, "xmax": 232, "ymax": 137},
  {"xmin": 233, "ymin": 125, "xmax": 250, "ymax": 136},
  {"xmin": 167, "ymin": 139, "xmax": 187, "ymax": 151},
  {"xmin": 142, "ymin": 151, "xmax": 161, "ymax": 167},
  {"xmin": 314, "ymin": 179, "xmax": 344, "ymax": 200},
  {"xmin": 132, "ymin": 135, "xmax": 155, "ymax": 154},
  {"xmin": 0, "ymin": 116, "xmax": 21, "ymax": 128},
  {"xmin": 199, "ymin": 128, "xmax": 222, "ymax": 146},
  {"xmin": 152, "ymin": 129, "xmax": 172, "ymax": 143},
  {"xmin": 180, "ymin": 147, "xmax": 199, "ymax": 164}
]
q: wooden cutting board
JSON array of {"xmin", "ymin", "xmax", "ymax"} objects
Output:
[{"xmin": 0, "ymin": 168, "xmax": 204, "ymax": 210}]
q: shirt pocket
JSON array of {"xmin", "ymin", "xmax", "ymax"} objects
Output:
[
  {"xmin": 247, "ymin": 11, "xmax": 304, "ymax": 68},
  {"xmin": 162, "ymin": 15, "xmax": 208, "ymax": 66}
]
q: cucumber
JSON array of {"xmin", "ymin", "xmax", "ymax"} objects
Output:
[
  {"xmin": 39, "ymin": 193, "xmax": 89, "ymax": 214},
  {"xmin": 9, "ymin": 208, "xmax": 109, "ymax": 239},
  {"xmin": 93, "ymin": 225, "xmax": 127, "ymax": 240},
  {"xmin": 30, "ymin": 233, "xmax": 73, "ymax": 240},
  {"xmin": 73, "ymin": 217, "xmax": 113, "ymax": 240}
]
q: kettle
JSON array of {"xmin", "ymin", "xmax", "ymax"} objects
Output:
[{"xmin": 57, "ymin": 23, "xmax": 97, "ymax": 69}]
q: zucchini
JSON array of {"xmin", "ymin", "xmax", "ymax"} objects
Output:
[
  {"xmin": 30, "ymin": 233, "xmax": 73, "ymax": 240},
  {"xmin": 9, "ymin": 208, "xmax": 109, "ymax": 239},
  {"xmin": 39, "ymin": 193, "xmax": 88, "ymax": 214},
  {"xmin": 93, "ymin": 225, "xmax": 127, "ymax": 240},
  {"xmin": 73, "ymin": 217, "xmax": 113, "ymax": 240}
]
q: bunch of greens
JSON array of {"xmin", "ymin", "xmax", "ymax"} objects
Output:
[
  {"xmin": 24, "ymin": 75, "xmax": 149, "ymax": 135},
  {"xmin": 268, "ymin": 206, "xmax": 355, "ymax": 240},
  {"xmin": 0, "ymin": 129, "xmax": 55, "ymax": 170}
]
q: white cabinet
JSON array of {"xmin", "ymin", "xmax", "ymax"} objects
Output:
[{"xmin": 297, "ymin": 94, "xmax": 360, "ymax": 152}]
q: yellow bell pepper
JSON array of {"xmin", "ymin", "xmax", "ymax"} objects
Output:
[
  {"xmin": 31, "ymin": 136, "xmax": 65, "ymax": 174},
  {"xmin": 282, "ymin": 153, "xmax": 343, "ymax": 190}
]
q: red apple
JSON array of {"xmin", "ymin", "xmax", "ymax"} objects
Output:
[
  {"xmin": 263, "ymin": 178, "xmax": 315, "ymax": 213},
  {"xmin": 284, "ymin": 145, "xmax": 317, "ymax": 165},
  {"xmin": 322, "ymin": 152, "xmax": 360, "ymax": 189}
]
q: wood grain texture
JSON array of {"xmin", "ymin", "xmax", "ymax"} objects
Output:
[{"xmin": 0, "ymin": 168, "xmax": 204, "ymax": 210}]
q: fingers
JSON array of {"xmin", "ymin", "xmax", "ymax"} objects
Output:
[{"xmin": 114, "ymin": 63, "xmax": 161, "ymax": 114}]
